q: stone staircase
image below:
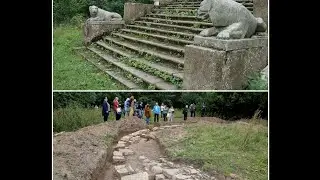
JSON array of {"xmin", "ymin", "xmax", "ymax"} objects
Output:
[{"xmin": 78, "ymin": 0, "xmax": 254, "ymax": 90}]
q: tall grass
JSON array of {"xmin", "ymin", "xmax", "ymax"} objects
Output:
[
  {"xmin": 167, "ymin": 113, "xmax": 268, "ymax": 180},
  {"xmin": 53, "ymin": 105, "xmax": 118, "ymax": 132}
]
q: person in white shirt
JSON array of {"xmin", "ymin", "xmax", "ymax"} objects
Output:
[
  {"xmin": 168, "ymin": 106, "xmax": 175, "ymax": 122},
  {"xmin": 160, "ymin": 103, "xmax": 165, "ymax": 118}
]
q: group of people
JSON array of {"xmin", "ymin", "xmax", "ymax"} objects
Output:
[
  {"xmin": 144, "ymin": 103, "xmax": 175, "ymax": 124},
  {"xmin": 101, "ymin": 96, "xmax": 207, "ymax": 124},
  {"xmin": 102, "ymin": 96, "xmax": 136, "ymax": 122}
]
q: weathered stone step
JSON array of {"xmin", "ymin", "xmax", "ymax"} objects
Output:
[
  {"xmin": 146, "ymin": 13, "xmax": 200, "ymax": 20},
  {"xmin": 120, "ymin": 29, "xmax": 193, "ymax": 45},
  {"xmin": 96, "ymin": 40, "xmax": 184, "ymax": 79},
  {"xmin": 77, "ymin": 51, "xmax": 140, "ymax": 89},
  {"xmin": 167, "ymin": 4, "xmax": 200, "ymax": 7},
  {"xmin": 172, "ymin": 2, "xmax": 201, "ymax": 5},
  {"xmin": 125, "ymin": 25, "xmax": 196, "ymax": 39},
  {"xmin": 134, "ymin": 21, "xmax": 204, "ymax": 33},
  {"xmin": 87, "ymin": 46, "xmax": 178, "ymax": 90},
  {"xmin": 242, "ymin": 2, "xmax": 254, "ymax": 6},
  {"xmin": 140, "ymin": 17, "xmax": 212, "ymax": 27},
  {"xmin": 104, "ymin": 70, "xmax": 140, "ymax": 90},
  {"xmin": 160, "ymin": 6, "xmax": 199, "ymax": 9},
  {"xmin": 104, "ymin": 36, "xmax": 185, "ymax": 65},
  {"xmin": 153, "ymin": 8, "xmax": 197, "ymax": 13},
  {"xmin": 112, "ymin": 32, "xmax": 185, "ymax": 54}
]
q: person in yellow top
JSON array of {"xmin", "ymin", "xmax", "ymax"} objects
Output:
[{"xmin": 129, "ymin": 96, "xmax": 135, "ymax": 117}]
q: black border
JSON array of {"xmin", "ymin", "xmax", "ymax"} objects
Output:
[{"xmin": 15, "ymin": 0, "xmax": 52, "ymax": 178}]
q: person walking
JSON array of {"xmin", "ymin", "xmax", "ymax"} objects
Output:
[
  {"xmin": 168, "ymin": 106, "xmax": 175, "ymax": 122},
  {"xmin": 129, "ymin": 96, "xmax": 135, "ymax": 117},
  {"xmin": 190, "ymin": 103, "xmax": 196, "ymax": 117},
  {"xmin": 113, "ymin": 97, "xmax": 119, "ymax": 120},
  {"xmin": 201, "ymin": 103, "xmax": 206, "ymax": 117},
  {"xmin": 152, "ymin": 103, "xmax": 160, "ymax": 122},
  {"xmin": 163, "ymin": 105, "xmax": 168, "ymax": 121},
  {"xmin": 136, "ymin": 101, "xmax": 143, "ymax": 119},
  {"xmin": 102, "ymin": 97, "xmax": 110, "ymax": 122},
  {"xmin": 116, "ymin": 106, "xmax": 122, "ymax": 121},
  {"xmin": 140, "ymin": 102, "xmax": 144, "ymax": 119},
  {"xmin": 183, "ymin": 105, "xmax": 188, "ymax": 121},
  {"xmin": 160, "ymin": 103, "xmax": 164, "ymax": 118},
  {"xmin": 124, "ymin": 98, "xmax": 130, "ymax": 117},
  {"xmin": 144, "ymin": 104, "xmax": 151, "ymax": 125}
]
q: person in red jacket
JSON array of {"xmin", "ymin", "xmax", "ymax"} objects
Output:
[{"xmin": 113, "ymin": 97, "xmax": 119, "ymax": 120}]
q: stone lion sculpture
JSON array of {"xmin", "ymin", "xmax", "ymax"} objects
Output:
[
  {"xmin": 197, "ymin": 0, "xmax": 267, "ymax": 39},
  {"xmin": 88, "ymin": 5, "xmax": 122, "ymax": 22}
]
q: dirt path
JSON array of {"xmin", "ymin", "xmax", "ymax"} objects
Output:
[{"xmin": 97, "ymin": 125, "xmax": 217, "ymax": 180}]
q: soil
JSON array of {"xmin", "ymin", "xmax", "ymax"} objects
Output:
[
  {"xmin": 53, "ymin": 117, "xmax": 146, "ymax": 180},
  {"xmin": 53, "ymin": 116, "xmax": 230, "ymax": 180}
]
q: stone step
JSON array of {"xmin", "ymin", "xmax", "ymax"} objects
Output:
[
  {"xmin": 120, "ymin": 28, "xmax": 193, "ymax": 45},
  {"xmin": 96, "ymin": 40, "xmax": 184, "ymax": 79},
  {"xmin": 112, "ymin": 32, "xmax": 185, "ymax": 54},
  {"xmin": 104, "ymin": 36, "xmax": 185, "ymax": 65},
  {"xmin": 172, "ymin": 2, "xmax": 201, "ymax": 5},
  {"xmin": 125, "ymin": 25, "xmax": 196, "ymax": 39},
  {"xmin": 77, "ymin": 51, "xmax": 140, "ymax": 89},
  {"xmin": 87, "ymin": 46, "xmax": 178, "ymax": 90},
  {"xmin": 139, "ymin": 17, "xmax": 212, "ymax": 27},
  {"xmin": 173, "ymin": 1, "xmax": 201, "ymax": 3},
  {"xmin": 146, "ymin": 13, "xmax": 200, "ymax": 21},
  {"xmin": 167, "ymin": 4, "xmax": 200, "ymax": 7},
  {"xmin": 160, "ymin": 6, "xmax": 199, "ymax": 9},
  {"xmin": 242, "ymin": 2, "xmax": 254, "ymax": 6},
  {"xmin": 152, "ymin": 8, "xmax": 197, "ymax": 14},
  {"xmin": 134, "ymin": 21, "xmax": 204, "ymax": 33},
  {"xmin": 246, "ymin": 7, "xmax": 253, "ymax": 11}
]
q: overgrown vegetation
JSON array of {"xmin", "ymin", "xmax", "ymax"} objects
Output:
[
  {"xmin": 166, "ymin": 114, "xmax": 268, "ymax": 180},
  {"xmin": 245, "ymin": 72, "xmax": 268, "ymax": 90},
  {"xmin": 53, "ymin": 0, "xmax": 153, "ymax": 25},
  {"xmin": 53, "ymin": 104, "xmax": 117, "ymax": 132},
  {"xmin": 53, "ymin": 25, "xmax": 125, "ymax": 90}
]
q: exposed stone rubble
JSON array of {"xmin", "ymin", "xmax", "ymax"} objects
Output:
[{"xmin": 111, "ymin": 125, "xmax": 217, "ymax": 180}]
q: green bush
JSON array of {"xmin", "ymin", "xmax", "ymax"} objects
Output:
[{"xmin": 53, "ymin": 0, "xmax": 153, "ymax": 25}]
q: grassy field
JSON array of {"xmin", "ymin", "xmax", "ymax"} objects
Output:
[
  {"xmin": 53, "ymin": 25, "xmax": 125, "ymax": 90},
  {"xmin": 165, "ymin": 119, "xmax": 268, "ymax": 180}
]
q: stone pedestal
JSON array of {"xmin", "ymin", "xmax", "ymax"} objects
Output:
[
  {"xmin": 253, "ymin": 0, "xmax": 268, "ymax": 27},
  {"xmin": 124, "ymin": 3, "xmax": 154, "ymax": 24},
  {"xmin": 183, "ymin": 35, "xmax": 268, "ymax": 90},
  {"xmin": 83, "ymin": 20, "xmax": 125, "ymax": 45}
]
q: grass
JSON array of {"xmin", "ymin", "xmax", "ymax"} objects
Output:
[
  {"xmin": 53, "ymin": 105, "xmax": 119, "ymax": 132},
  {"xmin": 53, "ymin": 25, "xmax": 125, "ymax": 90},
  {"xmin": 245, "ymin": 72, "xmax": 268, "ymax": 90},
  {"xmin": 166, "ymin": 116, "xmax": 268, "ymax": 180}
]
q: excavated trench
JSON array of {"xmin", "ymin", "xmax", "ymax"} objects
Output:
[
  {"xmin": 97, "ymin": 131, "xmax": 165, "ymax": 180},
  {"xmin": 94, "ymin": 125, "xmax": 217, "ymax": 180}
]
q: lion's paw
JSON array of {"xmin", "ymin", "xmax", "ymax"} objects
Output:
[
  {"xmin": 199, "ymin": 29, "xmax": 210, "ymax": 37},
  {"xmin": 217, "ymin": 31, "xmax": 230, "ymax": 39}
]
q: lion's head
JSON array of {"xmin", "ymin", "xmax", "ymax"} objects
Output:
[
  {"xmin": 89, "ymin": 5, "xmax": 99, "ymax": 17},
  {"xmin": 197, "ymin": 0, "xmax": 212, "ymax": 20}
]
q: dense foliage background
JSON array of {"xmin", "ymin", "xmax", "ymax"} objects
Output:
[
  {"xmin": 53, "ymin": 0, "xmax": 153, "ymax": 24},
  {"xmin": 53, "ymin": 92, "xmax": 268, "ymax": 119}
]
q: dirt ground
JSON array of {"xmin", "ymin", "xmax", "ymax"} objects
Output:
[
  {"xmin": 53, "ymin": 116, "xmax": 230, "ymax": 180},
  {"xmin": 53, "ymin": 117, "xmax": 146, "ymax": 180}
]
